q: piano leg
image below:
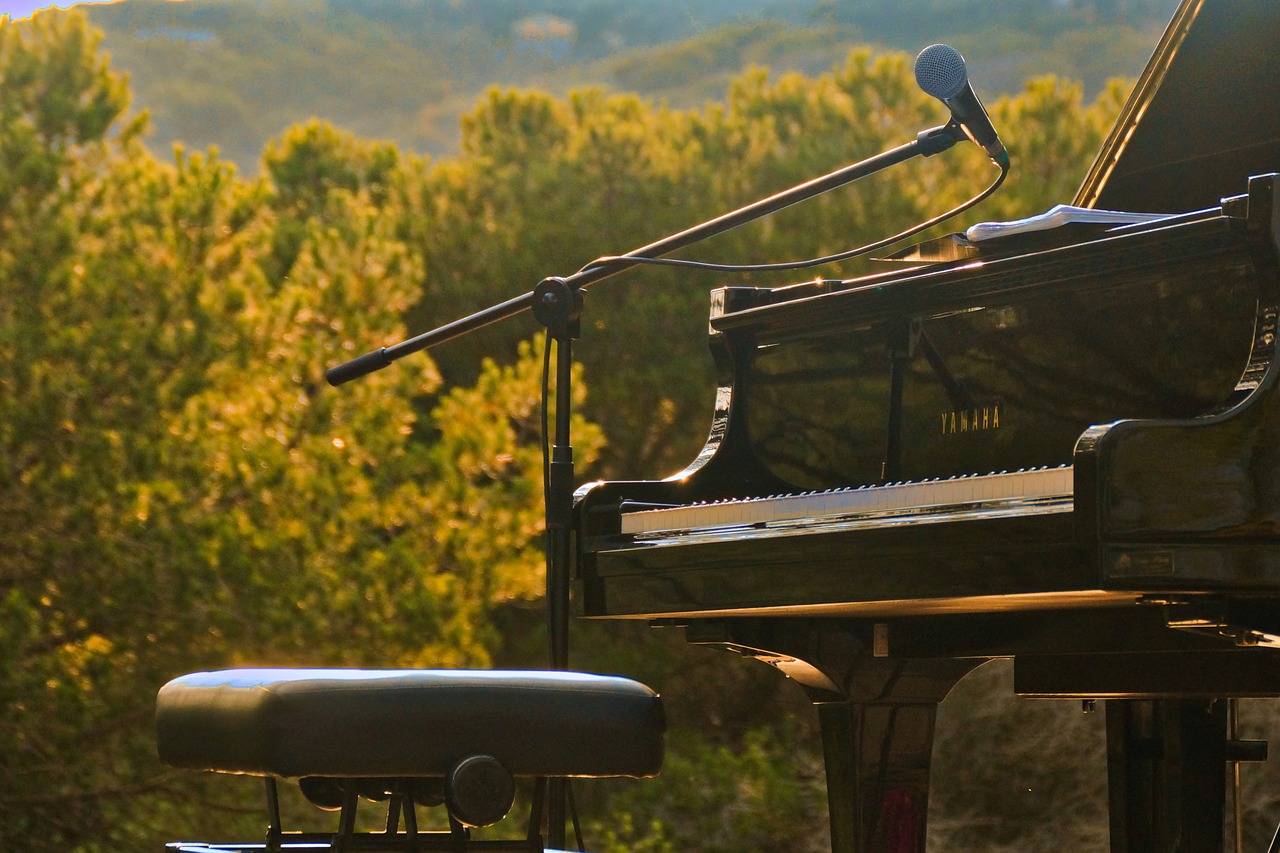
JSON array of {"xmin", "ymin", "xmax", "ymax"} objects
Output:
[
  {"xmin": 1106, "ymin": 699, "xmax": 1227, "ymax": 853},
  {"xmin": 685, "ymin": 620, "xmax": 980, "ymax": 852},
  {"xmin": 818, "ymin": 700, "xmax": 941, "ymax": 853}
]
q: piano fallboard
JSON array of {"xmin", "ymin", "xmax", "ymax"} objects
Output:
[
  {"xmin": 583, "ymin": 508, "xmax": 1280, "ymax": 620},
  {"xmin": 586, "ymin": 509, "xmax": 1086, "ymax": 619}
]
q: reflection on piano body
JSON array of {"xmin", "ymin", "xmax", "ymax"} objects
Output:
[
  {"xmin": 571, "ymin": 0, "xmax": 1280, "ymax": 849},
  {"xmin": 619, "ymin": 465, "xmax": 1073, "ymax": 536}
]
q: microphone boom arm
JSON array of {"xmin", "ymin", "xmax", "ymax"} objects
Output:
[{"xmin": 326, "ymin": 122, "xmax": 964, "ymax": 385}]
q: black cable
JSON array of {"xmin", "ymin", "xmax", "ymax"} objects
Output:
[
  {"xmin": 567, "ymin": 780, "xmax": 585, "ymax": 852},
  {"xmin": 540, "ymin": 332, "xmax": 552, "ymax": 511},
  {"xmin": 577, "ymin": 161, "xmax": 1008, "ymax": 277},
  {"xmin": 539, "ymin": 332, "xmax": 554, "ymax": 670}
]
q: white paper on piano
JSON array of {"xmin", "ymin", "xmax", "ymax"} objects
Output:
[{"xmin": 964, "ymin": 205, "xmax": 1175, "ymax": 242}]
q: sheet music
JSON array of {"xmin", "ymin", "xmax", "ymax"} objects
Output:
[{"xmin": 964, "ymin": 204, "xmax": 1175, "ymax": 242}]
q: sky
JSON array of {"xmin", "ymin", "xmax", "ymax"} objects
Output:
[{"xmin": 3, "ymin": 0, "xmax": 124, "ymax": 20}]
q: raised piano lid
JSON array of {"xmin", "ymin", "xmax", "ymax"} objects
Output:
[
  {"xmin": 1075, "ymin": 0, "xmax": 1280, "ymax": 213},
  {"xmin": 718, "ymin": 204, "xmax": 1266, "ymax": 493}
]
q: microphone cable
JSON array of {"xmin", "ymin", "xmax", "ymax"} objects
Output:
[{"xmin": 576, "ymin": 156, "xmax": 1008, "ymax": 277}]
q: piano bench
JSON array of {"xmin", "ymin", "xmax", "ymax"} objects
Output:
[{"xmin": 156, "ymin": 668, "xmax": 665, "ymax": 849}]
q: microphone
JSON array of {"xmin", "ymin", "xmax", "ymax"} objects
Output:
[{"xmin": 913, "ymin": 44, "xmax": 1008, "ymax": 167}]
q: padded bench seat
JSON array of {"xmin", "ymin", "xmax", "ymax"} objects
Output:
[{"xmin": 156, "ymin": 669, "xmax": 665, "ymax": 780}]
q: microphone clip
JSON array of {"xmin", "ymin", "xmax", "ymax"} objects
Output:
[{"xmin": 916, "ymin": 121, "xmax": 966, "ymax": 158}]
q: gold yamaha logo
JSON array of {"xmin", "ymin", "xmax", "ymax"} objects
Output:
[{"xmin": 941, "ymin": 403, "xmax": 1001, "ymax": 435}]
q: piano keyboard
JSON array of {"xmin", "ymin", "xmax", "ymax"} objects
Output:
[{"xmin": 620, "ymin": 466, "xmax": 1074, "ymax": 534}]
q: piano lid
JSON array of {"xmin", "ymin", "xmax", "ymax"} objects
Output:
[{"xmin": 1074, "ymin": 0, "xmax": 1280, "ymax": 213}]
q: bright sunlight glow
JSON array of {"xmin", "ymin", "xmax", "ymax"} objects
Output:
[{"xmin": 2, "ymin": 1, "xmax": 140, "ymax": 22}]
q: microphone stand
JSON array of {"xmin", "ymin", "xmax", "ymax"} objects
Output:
[{"xmin": 327, "ymin": 121, "xmax": 963, "ymax": 849}]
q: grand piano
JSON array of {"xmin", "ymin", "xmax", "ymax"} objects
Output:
[{"xmin": 571, "ymin": 1, "xmax": 1280, "ymax": 850}]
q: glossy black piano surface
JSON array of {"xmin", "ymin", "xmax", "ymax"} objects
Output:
[{"xmin": 573, "ymin": 175, "xmax": 1280, "ymax": 622}]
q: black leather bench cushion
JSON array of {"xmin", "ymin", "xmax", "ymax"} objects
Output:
[{"xmin": 156, "ymin": 669, "xmax": 664, "ymax": 779}]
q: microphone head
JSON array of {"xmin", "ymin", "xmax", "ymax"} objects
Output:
[{"xmin": 914, "ymin": 43, "xmax": 968, "ymax": 100}]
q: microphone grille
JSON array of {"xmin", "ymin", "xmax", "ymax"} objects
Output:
[{"xmin": 914, "ymin": 43, "xmax": 968, "ymax": 100}]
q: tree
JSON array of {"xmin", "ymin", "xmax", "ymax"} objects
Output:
[{"xmin": 0, "ymin": 11, "xmax": 176, "ymax": 847}]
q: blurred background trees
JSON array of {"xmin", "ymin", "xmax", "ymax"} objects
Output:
[
  {"xmin": 80, "ymin": 0, "xmax": 1178, "ymax": 168},
  {"xmin": 3, "ymin": 4, "xmax": 1278, "ymax": 852}
]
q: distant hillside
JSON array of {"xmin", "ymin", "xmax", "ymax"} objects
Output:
[{"xmin": 83, "ymin": 0, "xmax": 1182, "ymax": 170}]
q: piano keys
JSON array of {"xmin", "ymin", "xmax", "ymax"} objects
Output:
[{"xmin": 620, "ymin": 465, "xmax": 1074, "ymax": 536}]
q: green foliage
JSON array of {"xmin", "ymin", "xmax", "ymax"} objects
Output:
[
  {"xmin": 0, "ymin": 9, "xmax": 129, "ymax": 149},
  {"xmin": 260, "ymin": 119, "xmax": 403, "ymax": 283},
  {"xmin": 0, "ymin": 15, "xmax": 158, "ymax": 845},
  {"xmin": 420, "ymin": 335, "xmax": 602, "ymax": 653},
  {"xmin": 583, "ymin": 723, "xmax": 828, "ymax": 853}
]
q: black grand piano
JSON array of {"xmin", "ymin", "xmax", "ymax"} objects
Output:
[{"xmin": 572, "ymin": 1, "xmax": 1280, "ymax": 850}]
